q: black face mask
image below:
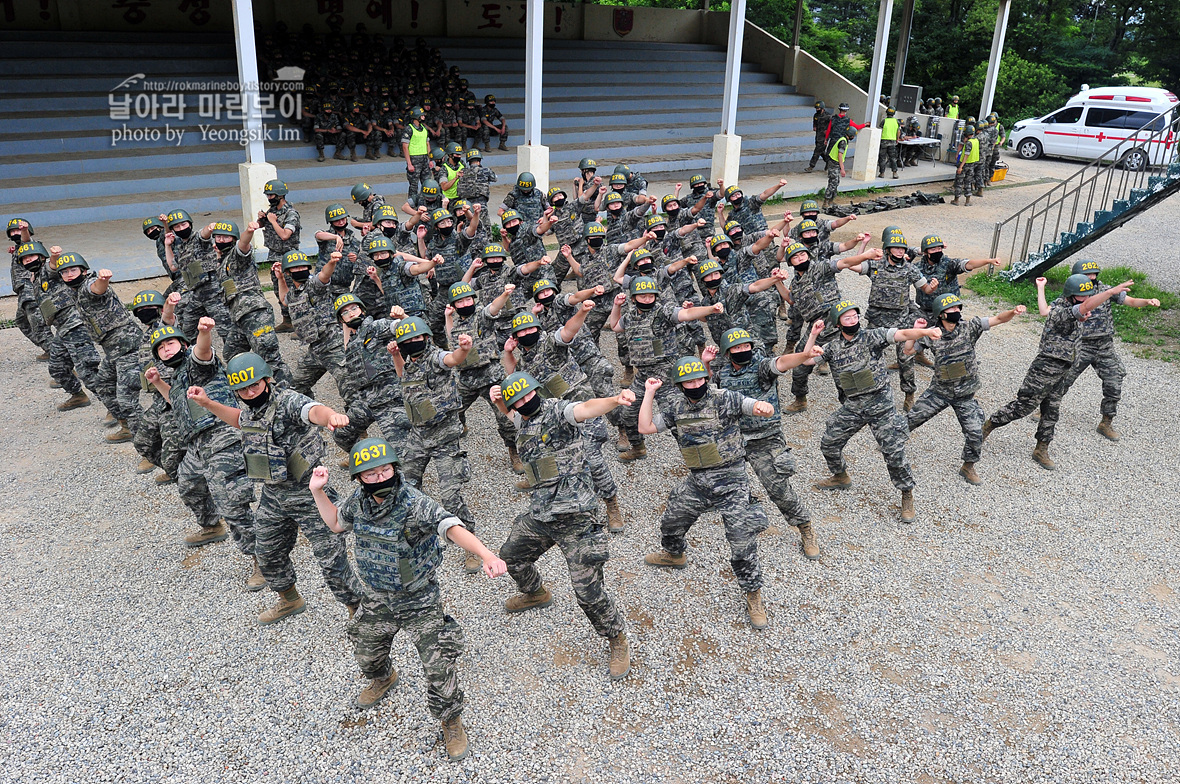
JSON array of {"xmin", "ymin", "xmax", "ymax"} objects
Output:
[
  {"xmin": 361, "ymin": 473, "xmax": 399, "ymax": 500},
  {"xmin": 927, "ymin": 251, "xmax": 943, "ymax": 264},
  {"xmin": 652, "ymin": 228, "xmax": 666, "ymax": 240},
  {"xmin": 731, "ymin": 196, "xmax": 744, "ymax": 209},
  {"xmin": 682, "ymin": 383, "xmax": 708, "ymax": 401},
  {"xmin": 941, "ymin": 311, "xmax": 962, "ymax": 324},
  {"xmin": 345, "ymin": 316, "xmax": 365, "ymax": 330},
  {"xmin": 402, "ymin": 338, "xmax": 429, "ymax": 357},
  {"xmin": 888, "ymin": 251, "xmax": 906, "ymax": 264},
  {"xmin": 514, "ymin": 394, "xmax": 542, "ymax": 418},
  {"xmin": 607, "ymin": 206, "xmax": 622, "ymax": 217},
  {"xmin": 715, "ymin": 248, "xmax": 731, "ymax": 261},
  {"xmin": 160, "ymin": 348, "xmax": 188, "ymax": 368},
  {"xmin": 486, "ymin": 260, "xmax": 504, "ymax": 272},
  {"xmin": 22, "ymin": 258, "xmax": 43, "ymax": 272},
  {"xmin": 792, "ymin": 258, "xmax": 811, "ymax": 273},
  {"xmin": 634, "ymin": 298, "xmax": 655, "ymax": 312},
  {"xmin": 802, "ymin": 213, "xmax": 818, "ymax": 222},
  {"xmin": 729, "ymin": 348, "xmax": 753, "ymax": 366},
  {"xmin": 550, "ymin": 198, "xmax": 566, "ymax": 210},
  {"xmin": 504, "ymin": 223, "xmax": 519, "ymax": 236},
  {"xmin": 587, "ymin": 237, "xmax": 604, "ymax": 249},
  {"xmin": 666, "ymin": 207, "xmax": 680, "ymax": 219},
  {"xmin": 692, "ymin": 186, "xmax": 706, "ymax": 197},
  {"xmin": 455, "ymin": 303, "xmax": 476, "ymax": 318},
  {"xmin": 214, "ymin": 240, "xmax": 236, "ymax": 253},
  {"xmin": 332, "ymin": 222, "xmax": 348, "ymax": 234},
  {"xmin": 242, "ymin": 384, "xmax": 272, "ymax": 409},
  {"xmin": 841, "ymin": 321, "xmax": 861, "ymax": 337},
  {"xmin": 145, "ymin": 229, "xmax": 162, "ymax": 241},
  {"xmin": 536, "ymin": 295, "xmax": 554, "ymax": 309},
  {"xmin": 437, "ymin": 224, "xmax": 454, "ymax": 237},
  {"xmin": 135, "ymin": 307, "xmax": 161, "ymax": 325},
  {"xmin": 174, "ymin": 226, "xmax": 192, "ymax": 240},
  {"xmin": 289, "ymin": 269, "xmax": 311, "ymax": 283},
  {"xmin": 728, "ymin": 231, "xmax": 743, "ymax": 244},
  {"xmin": 267, "ymin": 196, "xmax": 282, "ymax": 208},
  {"xmin": 381, "ymin": 225, "xmax": 399, "ymax": 238},
  {"xmin": 704, "ymin": 277, "xmax": 721, "ymax": 292},
  {"xmin": 801, "ymin": 235, "xmax": 818, "ymax": 246},
  {"xmin": 635, "ymin": 262, "xmax": 654, "ymax": 275},
  {"xmin": 517, "ymin": 330, "xmax": 540, "ymax": 348},
  {"xmin": 64, "ymin": 274, "xmax": 85, "ymax": 288},
  {"xmin": 372, "ymin": 253, "xmax": 392, "ymax": 268}
]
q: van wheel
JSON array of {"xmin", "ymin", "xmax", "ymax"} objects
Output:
[
  {"xmin": 1120, "ymin": 148, "xmax": 1147, "ymax": 172},
  {"xmin": 1017, "ymin": 139, "xmax": 1042, "ymax": 160}
]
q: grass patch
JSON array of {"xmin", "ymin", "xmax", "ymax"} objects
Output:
[{"xmin": 963, "ymin": 265, "xmax": 1180, "ymax": 362}]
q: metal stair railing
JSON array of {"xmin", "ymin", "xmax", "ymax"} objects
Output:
[{"xmin": 991, "ymin": 104, "xmax": 1180, "ymax": 280}]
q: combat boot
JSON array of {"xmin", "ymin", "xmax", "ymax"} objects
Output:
[
  {"xmin": 608, "ymin": 632, "xmax": 631, "ymax": 680},
  {"xmin": 784, "ymin": 396, "xmax": 808, "ymax": 413},
  {"xmin": 505, "ymin": 585, "xmax": 553, "ymax": 613},
  {"xmin": 1097, "ymin": 415, "xmax": 1120, "ymax": 442},
  {"xmin": 154, "ymin": 471, "xmax": 175, "ymax": 485},
  {"xmin": 643, "ymin": 550, "xmax": 687, "ymax": 569},
  {"xmin": 105, "ymin": 421, "xmax": 133, "ymax": 443},
  {"xmin": 36, "ymin": 351, "xmax": 49, "ymax": 362},
  {"xmin": 184, "ymin": 521, "xmax": 227, "ymax": 547},
  {"xmin": 815, "ymin": 361, "xmax": 830, "ymax": 376},
  {"xmin": 349, "ymin": 147, "xmax": 358, "ymax": 162},
  {"xmin": 974, "ymin": 187, "xmax": 983, "ymax": 197},
  {"xmin": 814, "ymin": 471, "xmax": 852, "ymax": 490},
  {"xmin": 914, "ymin": 352, "xmax": 934, "ymax": 368},
  {"xmin": 56, "ymin": 392, "xmax": 90, "ymax": 411},
  {"xmin": 483, "ymin": 142, "xmax": 492, "ymax": 152},
  {"xmin": 621, "ymin": 365, "xmax": 635, "ymax": 386},
  {"xmin": 48, "ymin": 378, "xmax": 61, "ymax": 389},
  {"xmin": 514, "ymin": 476, "xmax": 531, "ymax": 491},
  {"xmin": 136, "ymin": 458, "xmax": 156, "ymax": 474},
  {"xmin": 804, "ymin": 165, "xmax": 815, "ymax": 173},
  {"xmin": 951, "ymin": 196, "xmax": 960, "ymax": 206},
  {"xmin": 103, "ymin": 411, "xmax": 117, "ymax": 427},
  {"xmin": 605, "ymin": 496, "xmax": 624, "ymax": 534},
  {"xmin": 745, "ymin": 589, "xmax": 768, "ymax": 629},
  {"xmin": 981, "ymin": 417, "xmax": 997, "ymax": 442},
  {"xmin": 959, "ymin": 462, "xmax": 982, "ymax": 485},
  {"xmin": 463, "ymin": 553, "xmax": 481, "ymax": 574},
  {"xmin": 316, "ymin": 149, "xmax": 326, "ymax": 162},
  {"xmin": 1032, "ymin": 440, "xmax": 1056, "ymax": 471},
  {"xmin": 506, "ymin": 444, "xmax": 525, "ymax": 473},
  {"xmin": 797, "ymin": 521, "xmax": 821, "ymax": 560},
  {"xmin": 618, "ymin": 443, "xmax": 647, "ymax": 462},
  {"xmin": 900, "ymin": 489, "xmax": 916, "ymax": 523},
  {"xmin": 893, "ymin": 171, "xmax": 899, "ymax": 179},
  {"xmin": 903, "ymin": 392, "xmax": 915, "ymax": 412},
  {"xmin": 354, "ymin": 671, "xmax": 398, "ymax": 709},
  {"xmin": 498, "ymin": 139, "xmax": 509, "ymax": 151},
  {"xmin": 258, "ymin": 587, "xmax": 306, "ymax": 625},
  {"xmin": 442, "ymin": 716, "xmax": 469, "ymax": 761},
  {"xmin": 964, "ymin": 195, "xmax": 972, "ymax": 206},
  {"xmin": 615, "ymin": 424, "xmax": 631, "ymax": 452},
  {"xmin": 275, "ymin": 316, "xmax": 295, "ymax": 334},
  {"xmin": 246, "ymin": 557, "xmax": 267, "ymax": 592}
]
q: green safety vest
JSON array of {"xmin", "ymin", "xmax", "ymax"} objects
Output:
[
  {"xmin": 962, "ymin": 138, "xmax": 980, "ymax": 164},
  {"xmin": 442, "ymin": 162, "xmax": 464, "ymax": 198},
  {"xmin": 829, "ymin": 137, "xmax": 849, "ymax": 163},
  {"xmin": 881, "ymin": 117, "xmax": 899, "ymax": 141},
  {"xmin": 947, "ymin": 105, "xmax": 960, "ymax": 119},
  {"xmin": 407, "ymin": 123, "xmax": 428, "ymax": 156}
]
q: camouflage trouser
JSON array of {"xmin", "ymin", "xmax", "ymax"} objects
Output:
[
  {"xmin": 97, "ymin": 347, "xmax": 143, "ymax": 431},
  {"xmin": 501, "ymin": 508, "xmax": 625, "ymax": 638},
  {"xmin": 677, "ymin": 319, "xmax": 707, "ymax": 355},
  {"xmin": 783, "ymin": 302, "xmax": 804, "ymax": 349},
  {"xmin": 348, "ymin": 594, "xmax": 466, "ymax": 720},
  {"xmin": 1059, "ymin": 336, "xmax": 1124, "ymax": 418},
  {"xmin": 747, "ymin": 289, "xmax": 780, "ymax": 352},
  {"xmin": 401, "ymin": 415, "xmax": 475, "ymax": 530},
  {"xmin": 180, "ymin": 287, "xmax": 250, "ymax": 356},
  {"xmin": 291, "ymin": 340, "xmax": 358, "ymax": 407},
  {"xmin": 988, "ymin": 149, "xmax": 1001, "ymax": 180},
  {"xmin": 254, "ymin": 482, "xmax": 362, "ymax": 605},
  {"xmin": 902, "ymin": 143, "xmax": 920, "ymax": 166},
  {"xmin": 821, "ymin": 389, "xmax": 915, "ymax": 490},
  {"xmin": 907, "ymin": 390, "xmax": 985, "ymax": 463},
  {"xmin": 59, "ymin": 326, "xmax": 114, "ymax": 415},
  {"xmin": 791, "ymin": 319, "xmax": 841, "ymax": 399},
  {"xmin": 313, "ymin": 130, "xmax": 342, "ymax": 153},
  {"xmin": 825, "ymin": 159, "xmax": 841, "ymax": 201},
  {"xmin": 584, "ymin": 299, "xmax": 612, "ymax": 343},
  {"xmin": 581, "ymin": 351, "xmax": 623, "ymax": 428},
  {"xmin": 267, "ymin": 255, "xmax": 291, "ymax": 321},
  {"xmin": 16, "ymin": 300, "xmax": 53, "ymax": 351},
  {"xmin": 582, "ymin": 415, "xmax": 617, "ymax": 500},
  {"xmin": 989, "ymin": 355, "xmax": 1071, "ymax": 443},
  {"xmin": 47, "ymin": 335, "xmax": 83, "ymax": 396},
  {"xmin": 953, "ymin": 164, "xmax": 977, "ymax": 197},
  {"xmin": 132, "ymin": 393, "xmax": 167, "ymax": 467},
  {"xmin": 808, "ymin": 138, "xmax": 826, "ymax": 168},
  {"xmin": 475, "ymin": 124, "xmax": 508, "ymax": 148},
  {"xmin": 457, "ymin": 367, "xmax": 515, "ymax": 450},
  {"xmin": 334, "ymin": 394, "xmax": 410, "ymax": 453},
  {"xmin": 177, "ymin": 429, "xmax": 256, "ymax": 554},
  {"xmin": 237, "ymin": 307, "xmax": 290, "ymax": 385},
  {"xmin": 175, "ymin": 462, "xmax": 219, "ymax": 528},
  {"xmin": 619, "ymin": 362, "xmax": 676, "ymax": 448},
  {"xmin": 877, "ymin": 140, "xmax": 899, "ymax": 175},
  {"xmin": 658, "ymin": 463, "xmax": 768, "ymax": 592},
  {"xmin": 405, "ymin": 154, "xmax": 430, "ymax": 197},
  {"xmin": 363, "ymin": 131, "xmax": 383, "ymax": 156},
  {"xmin": 975, "ymin": 153, "xmax": 992, "ymax": 190},
  {"xmin": 867, "ymin": 306, "xmax": 916, "ymax": 394},
  {"xmin": 746, "ymin": 434, "xmax": 810, "ymax": 526},
  {"xmin": 616, "ymin": 330, "xmax": 631, "ymax": 368}
]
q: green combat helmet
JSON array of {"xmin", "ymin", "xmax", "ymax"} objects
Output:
[
  {"xmin": 629, "ymin": 276, "xmax": 659, "ymax": 297},
  {"xmin": 419, "ymin": 179, "xmax": 440, "ymax": 199},
  {"xmin": 282, "ymin": 250, "xmax": 312, "ymax": 271},
  {"xmin": 1072, "ymin": 259, "xmax": 1101, "ymax": 276},
  {"xmin": 16, "ymin": 241, "xmax": 48, "ymax": 263},
  {"xmin": 210, "ymin": 220, "xmax": 239, "ymax": 240},
  {"xmin": 721, "ymin": 327, "xmax": 756, "ymax": 354},
  {"xmin": 130, "ymin": 289, "xmax": 165, "ymax": 312},
  {"xmin": 921, "ymin": 234, "xmax": 944, "ymax": 253},
  {"xmin": 264, "ymin": 179, "xmax": 289, "ymax": 197},
  {"xmin": 333, "ymin": 293, "xmax": 365, "ymax": 320},
  {"xmin": 394, "ymin": 315, "xmax": 433, "ymax": 342},
  {"xmin": 799, "ymin": 200, "xmax": 820, "ymax": 217},
  {"xmin": 517, "ymin": 172, "xmax": 536, "ymax": 191},
  {"xmin": 935, "ymin": 294, "xmax": 964, "ymax": 316},
  {"xmin": 578, "ymin": 157, "xmax": 597, "ymax": 171},
  {"xmin": 349, "ymin": 437, "xmax": 399, "ymax": 477},
  {"xmin": 54, "ymin": 251, "xmax": 89, "ymax": 274},
  {"xmin": 500, "ymin": 208, "xmax": 521, "ymax": 227},
  {"xmin": 883, "ymin": 229, "xmax": 908, "ymax": 249},
  {"xmin": 1063, "ymin": 274, "xmax": 1096, "ymax": 298},
  {"xmin": 466, "ymin": 148, "xmax": 482, "ymax": 162},
  {"xmin": 830, "ymin": 299, "xmax": 861, "ymax": 323},
  {"xmin": 445, "ymin": 141, "xmax": 463, "ymax": 156},
  {"xmin": 448, "ymin": 281, "xmax": 476, "ymax": 303},
  {"xmin": 325, "ymin": 203, "xmax": 348, "ymax": 223},
  {"xmin": 500, "ymin": 371, "xmax": 541, "ymax": 408},
  {"xmin": 510, "ymin": 311, "xmax": 538, "ymax": 334},
  {"xmin": 165, "ymin": 209, "xmax": 192, "ymax": 228},
  {"xmin": 531, "ymin": 279, "xmax": 558, "ymax": 300},
  {"xmin": 351, "ymin": 182, "xmax": 374, "ymax": 203},
  {"xmin": 226, "ymin": 352, "xmax": 272, "ymax": 389},
  {"xmin": 674, "ymin": 355, "xmax": 708, "ymax": 383}
]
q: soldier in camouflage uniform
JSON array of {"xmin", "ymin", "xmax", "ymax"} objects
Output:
[
  {"xmin": 163, "ymin": 209, "xmax": 249, "ymax": 354},
  {"xmin": 608, "ymin": 277, "xmax": 720, "ymax": 459},
  {"xmin": 476, "ymin": 94, "xmax": 508, "ymax": 152},
  {"xmin": 315, "ymin": 203, "xmax": 365, "ymax": 302},
  {"xmin": 343, "ymin": 101, "xmax": 373, "ymax": 161},
  {"xmin": 952, "ymin": 125, "xmax": 981, "ymax": 206},
  {"xmin": 258, "ymin": 179, "xmax": 301, "ymax": 333},
  {"xmin": 312, "ymin": 102, "xmax": 345, "ymax": 162},
  {"xmin": 543, "ymin": 185, "xmax": 586, "ymax": 284},
  {"xmin": 368, "ymin": 233, "xmax": 438, "ymax": 317},
  {"xmin": 350, "ymin": 182, "xmax": 386, "ymax": 231},
  {"xmin": 904, "ymin": 295, "xmax": 1026, "ymax": 485},
  {"xmin": 813, "ymin": 300, "xmax": 941, "ymax": 523},
  {"xmin": 7, "ymin": 220, "xmax": 53, "ymax": 358},
  {"xmin": 500, "ymin": 172, "xmax": 545, "ymax": 228},
  {"xmin": 419, "ymin": 206, "xmax": 478, "ymax": 344},
  {"xmin": 718, "ymin": 179, "xmax": 785, "ymax": 235},
  {"xmin": 57, "ymin": 254, "xmax": 144, "ymax": 443},
  {"xmin": 188, "ymin": 352, "xmax": 362, "ymax": 626},
  {"xmin": 13, "ymin": 242, "xmax": 84, "ymax": 404},
  {"xmin": 491, "ymin": 373, "xmax": 632, "ymax": 680},
  {"xmin": 130, "ymin": 290, "xmax": 184, "ymax": 482},
  {"xmin": 824, "ymin": 128, "xmax": 857, "ymax": 211},
  {"xmin": 309, "ymin": 440, "xmax": 507, "ymax": 762},
  {"xmin": 805, "ymin": 100, "xmax": 832, "ymax": 172},
  {"xmin": 913, "ymin": 235, "xmax": 1003, "ymax": 323},
  {"xmin": 559, "ymin": 222, "xmax": 624, "ymax": 343},
  {"xmin": 458, "ymin": 97, "xmax": 482, "ymax": 148},
  {"xmin": 144, "ymin": 320, "xmax": 258, "ymax": 584},
  {"xmin": 708, "ymin": 326, "xmax": 825, "ymax": 559},
  {"xmin": 686, "ymin": 175, "xmax": 721, "ymax": 237},
  {"xmin": 530, "ymin": 279, "xmax": 618, "ymax": 405},
  {"xmin": 987, "ymin": 114, "xmax": 1005, "ymax": 184},
  {"xmin": 710, "ymin": 223, "xmax": 784, "ymax": 352},
  {"xmin": 984, "ymin": 275, "xmax": 1134, "ymax": 470},
  {"xmin": 974, "ymin": 116, "xmax": 996, "ymax": 195},
  {"xmin": 1041, "ymin": 260, "xmax": 1160, "ymax": 443},
  {"xmin": 436, "ymin": 96, "xmax": 460, "ymax": 147},
  {"xmin": 387, "ymin": 316, "xmax": 481, "ymax": 573},
  {"xmin": 640, "ymin": 358, "xmax": 777, "ymax": 628},
  {"xmin": 690, "ymin": 258, "xmax": 788, "ymax": 348},
  {"xmin": 455, "ymin": 148, "xmax": 497, "ymax": 216},
  {"xmin": 273, "ymin": 251, "xmax": 357, "ymax": 406}
]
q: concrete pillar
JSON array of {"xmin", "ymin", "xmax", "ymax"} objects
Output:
[
  {"xmin": 850, "ymin": 128, "xmax": 882, "ymax": 182},
  {"xmin": 712, "ymin": 0, "xmax": 746, "ymax": 185},
  {"xmin": 519, "ymin": 0, "xmax": 549, "ymax": 193},
  {"xmin": 889, "ymin": 0, "xmax": 915, "ymax": 103},
  {"xmin": 230, "ymin": 0, "xmax": 273, "ymax": 245},
  {"xmin": 979, "ymin": 0, "xmax": 1011, "ymax": 119},
  {"xmin": 863, "ymin": 0, "xmax": 893, "ymax": 129}
]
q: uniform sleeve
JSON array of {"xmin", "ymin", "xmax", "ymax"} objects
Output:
[
  {"xmin": 410, "ymin": 491, "xmax": 466, "ymax": 542},
  {"xmin": 1114, "ymin": 291, "xmax": 1128, "ymax": 305},
  {"xmin": 650, "ymin": 410, "xmax": 672, "ymax": 433},
  {"xmin": 859, "ymin": 259, "xmax": 876, "ymax": 277},
  {"xmin": 907, "ymin": 265, "xmax": 928, "ymax": 288},
  {"xmin": 336, "ymin": 490, "xmax": 361, "ymax": 533}
]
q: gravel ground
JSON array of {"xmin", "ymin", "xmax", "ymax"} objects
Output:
[{"xmin": 2, "ymin": 190, "xmax": 1180, "ymax": 783}]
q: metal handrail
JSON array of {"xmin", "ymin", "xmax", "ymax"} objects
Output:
[{"xmin": 990, "ymin": 104, "xmax": 1180, "ymax": 275}]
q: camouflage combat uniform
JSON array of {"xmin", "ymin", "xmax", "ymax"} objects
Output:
[
  {"xmin": 502, "ymin": 186, "xmax": 544, "ymax": 228},
  {"xmin": 172, "ymin": 233, "xmax": 250, "ymax": 354},
  {"xmin": 456, "ymin": 163, "xmax": 497, "ymax": 210},
  {"xmin": 73, "ymin": 273, "xmax": 145, "ymax": 431},
  {"xmin": 476, "ymin": 102, "xmax": 507, "ymax": 149},
  {"xmin": 914, "ymin": 252, "xmax": 969, "ymax": 322},
  {"xmin": 1056, "ymin": 282, "xmax": 1127, "ymax": 419},
  {"xmin": 34, "ymin": 265, "xmax": 110, "ymax": 410},
  {"xmin": 861, "ymin": 257, "xmax": 928, "ymax": 396},
  {"xmin": 313, "ymin": 109, "xmax": 344, "ymax": 156},
  {"xmin": 10, "ymin": 254, "xmax": 53, "ymax": 352},
  {"xmin": 906, "ymin": 316, "xmax": 990, "ymax": 463},
  {"xmin": 617, "ymin": 298, "xmax": 684, "ymax": 448},
  {"xmin": 131, "ymin": 319, "xmax": 183, "ymax": 476},
  {"xmin": 789, "ymin": 257, "xmax": 847, "ymax": 399},
  {"xmin": 262, "ymin": 201, "xmax": 301, "ymax": 323},
  {"xmin": 284, "ymin": 271, "xmax": 357, "ymax": 406},
  {"xmin": 218, "ymin": 243, "xmax": 289, "ymax": 384},
  {"xmin": 450, "ymin": 301, "xmax": 515, "ymax": 450}
]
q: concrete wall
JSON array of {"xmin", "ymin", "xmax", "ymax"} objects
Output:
[{"xmin": 583, "ymin": 5, "xmax": 703, "ymax": 43}]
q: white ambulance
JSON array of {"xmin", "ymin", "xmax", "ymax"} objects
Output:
[{"xmin": 1007, "ymin": 86, "xmax": 1179, "ymax": 170}]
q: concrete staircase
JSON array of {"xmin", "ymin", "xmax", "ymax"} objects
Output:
[{"xmin": 0, "ymin": 31, "xmax": 817, "ymax": 290}]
